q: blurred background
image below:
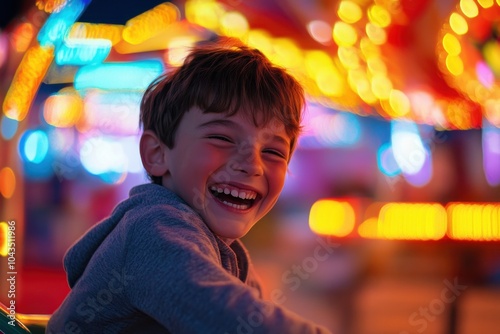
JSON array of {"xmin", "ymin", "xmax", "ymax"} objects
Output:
[{"xmin": 0, "ymin": 0, "xmax": 499, "ymax": 333}]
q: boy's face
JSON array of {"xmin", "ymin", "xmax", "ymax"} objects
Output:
[{"xmin": 162, "ymin": 106, "xmax": 291, "ymax": 243}]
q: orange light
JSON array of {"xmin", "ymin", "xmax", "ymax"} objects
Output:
[
  {"xmin": 122, "ymin": 2, "xmax": 180, "ymax": 45},
  {"xmin": 309, "ymin": 199, "xmax": 355, "ymax": 237},
  {"xmin": 36, "ymin": 0, "xmax": 67, "ymax": 13},
  {"xmin": 0, "ymin": 167, "xmax": 16, "ymax": 199},
  {"xmin": 11, "ymin": 22, "xmax": 34, "ymax": 52},
  {"xmin": 3, "ymin": 44, "xmax": 54, "ymax": 121},
  {"xmin": 69, "ymin": 22, "xmax": 124, "ymax": 45},
  {"xmin": 43, "ymin": 88, "xmax": 83, "ymax": 127}
]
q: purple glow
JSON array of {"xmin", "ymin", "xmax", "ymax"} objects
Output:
[
  {"xmin": 482, "ymin": 122, "xmax": 500, "ymax": 186},
  {"xmin": 403, "ymin": 149, "xmax": 433, "ymax": 187},
  {"xmin": 476, "ymin": 61, "xmax": 494, "ymax": 88},
  {"xmin": 377, "ymin": 143, "xmax": 401, "ymax": 177}
]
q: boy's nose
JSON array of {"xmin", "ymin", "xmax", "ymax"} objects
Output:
[{"xmin": 231, "ymin": 147, "xmax": 264, "ymax": 176}]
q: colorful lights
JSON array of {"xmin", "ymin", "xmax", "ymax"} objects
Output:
[
  {"xmin": 3, "ymin": 44, "xmax": 54, "ymax": 121},
  {"xmin": 81, "ymin": 91, "xmax": 142, "ymax": 135},
  {"xmin": 309, "ymin": 199, "xmax": 355, "ymax": 237},
  {"xmin": 447, "ymin": 203, "xmax": 500, "ymax": 241},
  {"xmin": 55, "ymin": 38, "xmax": 111, "ymax": 65},
  {"xmin": 43, "ymin": 88, "xmax": 83, "ymax": 127},
  {"xmin": 377, "ymin": 203, "xmax": 447, "ymax": 240},
  {"xmin": 122, "ymin": 2, "xmax": 180, "ymax": 45},
  {"xmin": 482, "ymin": 119, "xmax": 500, "ymax": 186},
  {"xmin": 312, "ymin": 201, "xmax": 500, "ymax": 242},
  {"xmin": 79, "ymin": 135, "xmax": 133, "ymax": 183},
  {"xmin": 69, "ymin": 22, "xmax": 124, "ymax": 45},
  {"xmin": 390, "ymin": 120, "xmax": 427, "ymax": 175},
  {"xmin": 21, "ymin": 130, "xmax": 50, "ymax": 164},
  {"xmin": 306, "ymin": 20, "xmax": 332, "ymax": 44},
  {"xmin": 0, "ymin": 222, "xmax": 10, "ymax": 257},
  {"xmin": 37, "ymin": 0, "xmax": 91, "ymax": 47},
  {"xmin": 0, "ymin": 168, "xmax": 16, "ymax": 199},
  {"xmin": 437, "ymin": 1, "xmax": 500, "ymax": 127},
  {"xmin": 74, "ymin": 59, "xmax": 164, "ymax": 92},
  {"xmin": 1, "ymin": 116, "xmax": 19, "ymax": 140}
]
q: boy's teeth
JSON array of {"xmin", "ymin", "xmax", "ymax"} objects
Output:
[{"xmin": 210, "ymin": 185, "xmax": 257, "ymax": 200}]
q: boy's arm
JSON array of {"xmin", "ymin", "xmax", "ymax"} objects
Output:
[{"xmin": 124, "ymin": 216, "xmax": 331, "ymax": 334}]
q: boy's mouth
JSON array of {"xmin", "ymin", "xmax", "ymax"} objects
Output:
[{"xmin": 209, "ymin": 184, "xmax": 258, "ymax": 210}]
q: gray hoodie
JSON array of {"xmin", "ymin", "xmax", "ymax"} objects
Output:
[{"xmin": 47, "ymin": 183, "xmax": 331, "ymax": 334}]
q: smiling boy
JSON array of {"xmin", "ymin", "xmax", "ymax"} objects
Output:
[{"xmin": 47, "ymin": 38, "xmax": 331, "ymax": 333}]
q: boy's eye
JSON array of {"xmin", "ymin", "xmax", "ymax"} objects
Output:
[
  {"xmin": 263, "ymin": 148, "xmax": 287, "ymax": 160},
  {"xmin": 208, "ymin": 135, "xmax": 233, "ymax": 143}
]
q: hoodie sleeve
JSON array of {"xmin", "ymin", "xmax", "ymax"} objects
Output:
[{"xmin": 123, "ymin": 209, "xmax": 331, "ymax": 334}]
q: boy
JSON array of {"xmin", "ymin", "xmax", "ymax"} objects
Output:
[{"xmin": 47, "ymin": 38, "xmax": 331, "ymax": 333}]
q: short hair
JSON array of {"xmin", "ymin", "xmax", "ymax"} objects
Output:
[{"xmin": 140, "ymin": 37, "xmax": 305, "ymax": 184}]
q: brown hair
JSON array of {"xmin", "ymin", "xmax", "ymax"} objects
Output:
[{"xmin": 140, "ymin": 37, "xmax": 305, "ymax": 184}]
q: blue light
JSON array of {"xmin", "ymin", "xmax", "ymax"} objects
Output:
[
  {"xmin": 23, "ymin": 130, "xmax": 49, "ymax": 163},
  {"xmin": 390, "ymin": 120, "xmax": 427, "ymax": 175},
  {"xmin": 377, "ymin": 143, "xmax": 401, "ymax": 177},
  {"xmin": 75, "ymin": 59, "xmax": 165, "ymax": 91},
  {"xmin": 18, "ymin": 129, "xmax": 54, "ymax": 180},
  {"xmin": 37, "ymin": 0, "xmax": 92, "ymax": 48},
  {"xmin": 55, "ymin": 38, "xmax": 111, "ymax": 65},
  {"xmin": 1, "ymin": 116, "xmax": 18, "ymax": 140}
]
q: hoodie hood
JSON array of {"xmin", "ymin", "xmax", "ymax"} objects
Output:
[{"xmin": 63, "ymin": 183, "xmax": 192, "ymax": 287}]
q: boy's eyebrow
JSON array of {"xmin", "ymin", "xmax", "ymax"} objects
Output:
[{"xmin": 197, "ymin": 119, "xmax": 291, "ymax": 147}]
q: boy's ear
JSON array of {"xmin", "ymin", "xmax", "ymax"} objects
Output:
[{"xmin": 140, "ymin": 130, "xmax": 169, "ymax": 177}]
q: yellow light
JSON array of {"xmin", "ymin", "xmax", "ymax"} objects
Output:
[
  {"xmin": 304, "ymin": 50, "xmax": 335, "ymax": 77},
  {"xmin": 333, "ymin": 22, "xmax": 358, "ymax": 47},
  {"xmin": 389, "ymin": 89, "xmax": 410, "ymax": 116},
  {"xmin": 11, "ymin": 22, "xmax": 34, "ymax": 52},
  {"xmin": 247, "ymin": 29, "xmax": 273, "ymax": 57},
  {"xmin": 365, "ymin": 22, "xmax": 387, "ymax": 45},
  {"xmin": 338, "ymin": 46, "xmax": 360, "ymax": 70},
  {"xmin": 69, "ymin": 22, "xmax": 124, "ymax": 45},
  {"xmin": 366, "ymin": 57, "xmax": 387, "ymax": 75},
  {"xmin": 442, "ymin": 33, "xmax": 461, "ymax": 55},
  {"xmin": 185, "ymin": 0, "xmax": 224, "ymax": 32},
  {"xmin": 316, "ymin": 68, "xmax": 346, "ymax": 97},
  {"xmin": 459, "ymin": 0, "xmax": 479, "ymax": 18},
  {"xmin": 272, "ymin": 38, "xmax": 303, "ymax": 69},
  {"xmin": 378, "ymin": 203, "xmax": 447, "ymax": 240},
  {"xmin": 220, "ymin": 11, "xmax": 249, "ymax": 39},
  {"xmin": 348, "ymin": 68, "xmax": 368, "ymax": 92},
  {"xmin": 43, "ymin": 88, "xmax": 83, "ymax": 127},
  {"xmin": 367, "ymin": 4, "xmax": 391, "ymax": 28},
  {"xmin": 446, "ymin": 54, "xmax": 464, "ymax": 76},
  {"xmin": 447, "ymin": 203, "xmax": 500, "ymax": 241},
  {"xmin": 371, "ymin": 74, "xmax": 392, "ymax": 99},
  {"xmin": 309, "ymin": 199, "xmax": 355, "ymax": 237},
  {"xmin": 337, "ymin": 1, "xmax": 363, "ymax": 24},
  {"xmin": 359, "ymin": 37, "xmax": 381, "ymax": 58},
  {"xmin": 0, "ymin": 222, "xmax": 10, "ymax": 257},
  {"xmin": 483, "ymin": 41, "xmax": 500, "ymax": 76},
  {"xmin": 3, "ymin": 44, "xmax": 54, "ymax": 121},
  {"xmin": 477, "ymin": 0, "xmax": 494, "ymax": 8},
  {"xmin": 166, "ymin": 37, "xmax": 197, "ymax": 67},
  {"xmin": 484, "ymin": 99, "xmax": 500, "ymax": 127},
  {"xmin": 122, "ymin": 2, "xmax": 180, "ymax": 45},
  {"xmin": 449, "ymin": 12, "xmax": 468, "ymax": 35},
  {"xmin": 0, "ymin": 167, "xmax": 16, "ymax": 199}
]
